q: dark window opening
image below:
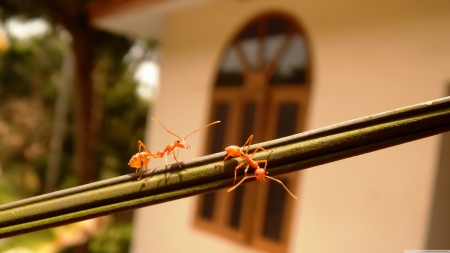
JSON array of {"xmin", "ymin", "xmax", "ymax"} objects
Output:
[
  {"xmin": 210, "ymin": 103, "xmax": 229, "ymax": 153},
  {"xmin": 276, "ymin": 103, "xmax": 299, "ymax": 138},
  {"xmin": 241, "ymin": 102, "xmax": 257, "ymax": 144},
  {"xmin": 200, "ymin": 192, "xmax": 216, "ymax": 220},
  {"xmin": 267, "ymin": 17, "xmax": 292, "ymax": 36},
  {"xmin": 262, "ymin": 178, "xmax": 289, "ymax": 241},
  {"xmin": 229, "ymin": 185, "xmax": 245, "ymax": 229},
  {"xmin": 216, "ymin": 46, "xmax": 244, "ymax": 86},
  {"xmin": 238, "ymin": 21, "xmax": 260, "ymax": 41}
]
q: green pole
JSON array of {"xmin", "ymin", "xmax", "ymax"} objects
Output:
[{"xmin": 1, "ymin": 96, "xmax": 449, "ymax": 238}]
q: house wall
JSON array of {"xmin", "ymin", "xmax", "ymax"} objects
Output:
[{"xmin": 130, "ymin": 0, "xmax": 450, "ymax": 252}]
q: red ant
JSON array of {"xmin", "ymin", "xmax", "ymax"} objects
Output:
[
  {"xmin": 152, "ymin": 117, "xmax": 220, "ymax": 168},
  {"xmin": 128, "ymin": 140, "xmax": 157, "ymax": 181},
  {"xmin": 223, "ymin": 135, "xmax": 297, "ymax": 199}
]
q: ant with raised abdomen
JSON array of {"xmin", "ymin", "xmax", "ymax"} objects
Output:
[
  {"xmin": 128, "ymin": 140, "xmax": 158, "ymax": 181},
  {"xmin": 223, "ymin": 135, "xmax": 297, "ymax": 199},
  {"xmin": 152, "ymin": 117, "xmax": 220, "ymax": 168}
]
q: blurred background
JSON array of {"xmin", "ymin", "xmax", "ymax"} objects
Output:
[{"xmin": 0, "ymin": 0, "xmax": 449, "ymax": 252}]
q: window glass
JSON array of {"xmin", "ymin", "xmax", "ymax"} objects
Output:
[
  {"xmin": 264, "ymin": 34, "xmax": 285, "ymax": 66},
  {"xmin": 237, "ymin": 21, "xmax": 259, "ymax": 69},
  {"xmin": 239, "ymin": 39, "xmax": 258, "ymax": 68},
  {"xmin": 269, "ymin": 35, "xmax": 307, "ymax": 85},
  {"xmin": 216, "ymin": 47, "xmax": 244, "ymax": 86}
]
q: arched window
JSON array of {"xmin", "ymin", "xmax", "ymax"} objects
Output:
[{"xmin": 195, "ymin": 12, "xmax": 311, "ymax": 253}]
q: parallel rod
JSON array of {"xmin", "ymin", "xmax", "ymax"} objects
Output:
[{"xmin": 0, "ymin": 96, "xmax": 449, "ymax": 238}]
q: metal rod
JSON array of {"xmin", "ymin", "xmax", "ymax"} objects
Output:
[{"xmin": 1, "ymin": 96, "xmax": 449, "ymax": 238}]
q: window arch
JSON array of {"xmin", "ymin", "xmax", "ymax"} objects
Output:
[
  {"xmin": 196, "ymin": 12, "xmax": 311, "ymax": 253},
  {"xmin": 216, "ymin": 13, "xmax": 309, "ymax": 86}
]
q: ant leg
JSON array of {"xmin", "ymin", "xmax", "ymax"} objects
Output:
[
  {"xmin": 255, "ymin": 159, "xmax": 269, "ymax": 171},
  {"xmin": 138, "ymin": 140, "xmax": 143, "ymax": 154},
  {"xmin": 265, "ymin": 175, "xmax": 298, "ymax": 199},
  {"xmin": 173, "ymin": 149, "xmax": 182, "ymax": 168},
  {"xmin": 164, "ymin": 153, "xmax": 168, "ymax": 165},
  {"xmin": 243, "ymin": 164, "xmax": 251, "ymax": 178},
  {"xmin": 139, "ymin": 140, "xmax": 158, "ymax": 158},
  {"xmin": 139, "ymin": 164, "xmax": 147, "ymax": 181},
  {"xmin": 144, "ymin": 163, "xmax": 150, "ymax": 181},
  {"xmin": 233, "ymin": 162, "xmax": 248, "ymax": 184},
  {"xmin": 241, "ymin": 135, "xmax": 254, "ymax": 155},
  {"xmin": 143, "ymin": 164, "xmax": 150, "ymax": 182},
  {"xmin": 133, "ymin": 158, "xmax": 141, "ymax": 180},
  {"xmin": 174, "ymin": 149, "xmax": 179, "ymax": 160},
  {"xmin": 223, "ymin": 153, "xmax": 234, "ymax": 161},
  {"xmin": 227, "ymin": 176, "xmax": 256, "ymax": 193},
  {"xmin": 250, "ymin": 146, "xmax": 271, "ymax": 158}
]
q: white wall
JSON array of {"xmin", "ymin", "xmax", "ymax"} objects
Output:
[{"xmin": 128, "ymin": 0, "xmax": 450, "ymax": 252}]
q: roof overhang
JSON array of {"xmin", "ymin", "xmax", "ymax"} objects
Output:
[{"xmin": 90, "ymin": 0, "xmax": 217, "ymax": 40}]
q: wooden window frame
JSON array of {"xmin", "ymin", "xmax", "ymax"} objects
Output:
[{"xmin": 194, "ymin": 12, "xmax": 311, "ymax": 253}]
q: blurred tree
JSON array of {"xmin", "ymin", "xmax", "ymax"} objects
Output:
[
  {"xmin": 0, "ymin": 21, "xmax": 151, "ymax": 253},
  {"xmin": 0, "ymin": 0, "xmax": 124, "ymax": 185},
  {"xmin": 0, "ymin": 32, "xmax": 64, "ymax": 201},
  {"xmin": 0, "ymin": 1, "xmax": 154, "ymax": 251}
]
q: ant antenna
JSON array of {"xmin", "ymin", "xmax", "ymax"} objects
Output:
[
  {"xmin": 152, "ymin": 117, "xmax": 182, "ymax": 140},
  {"xmin": 184, "ymin": 121, "xmax": 221, "ymax": 140}
]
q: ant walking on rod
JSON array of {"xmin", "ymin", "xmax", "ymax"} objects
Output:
[
  {"xmin": 223, "ymin": 135, "xmax": 297, "ymax": 199},
  {"xmin": 152, "ymin": 117, "xmax": 220, "ymax": 168}
]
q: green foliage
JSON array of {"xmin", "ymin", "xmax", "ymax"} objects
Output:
[
  {"xmin": 0, "ymin": 18, "xmax": 150, "ymax": 252},
  {"xmin": 88, "ymin": 220, "xmax": 133, "ymax": 253},
  {"xmin": 0, "ymin": 229, "xmax": 55, "ymax": 252},
  {"xmin": 0, "ymin": 35, "xmax": 62, "ymax": 98},
  {"xmin": 0, "ymin": 31, "xmax": 63, "ymax": 201}
]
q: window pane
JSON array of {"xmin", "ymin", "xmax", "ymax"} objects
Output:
[
  {"xmin": 210, "ymin": 103, "xmax": 229, "ymax": 153},
  {"xmin": 262, "ymin": 178, "xmax": 289, "ymax": 241},
  {"xmin": 216, "ymin": 46, "xmax": 244, "ymax": 86},
  {"xmin": 236, "ymin": 20, "xmax": 260, "ymax": 69},
  {"xmin": 229, "ymin": 185, "xmax": 245, "ymax": 229},
  {"xmin": 264, "ymin": 34, "xmax": 285, "ymax": 67},
  {"xmin": 200, "ymin": 192, "xmax": 216, "ymax": 220},
  {"xmin": 269, "ymin": 34, "xmax": 308, "ymax": 85},
  {"xmin": 239, "ymin": 39, "xmax": 258, "ymax": 68},
  {"xmin": 276, "ymin": 103, "xmax": 299, "ymax": 138}
]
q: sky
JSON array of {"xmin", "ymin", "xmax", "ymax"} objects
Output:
[{"xmin": 5, "ymin": 18, "xmax": 51, "ymax": 39}]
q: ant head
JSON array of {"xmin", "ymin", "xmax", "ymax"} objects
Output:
[
  {"xmin": 254, "ymin": 167, "xmax": 266, "ymax": 181},
  {"xmin": 225, "ymin": 145, "xmax": 241, "ymax": 156},
  {"xmin": 176, "ymin": 139, "xmax": 191, "ymax": 149}
]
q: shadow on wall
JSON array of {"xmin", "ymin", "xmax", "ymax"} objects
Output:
[{"xmin": 426, "ymin": 83, "xmax": 450, "ymax": 249}]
